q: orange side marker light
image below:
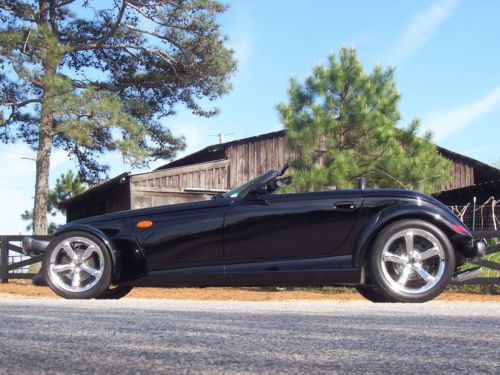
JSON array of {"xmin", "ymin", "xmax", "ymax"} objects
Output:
[{"xmin": 136, "ymin": 220, "xmax": 153, "ymax": 229}]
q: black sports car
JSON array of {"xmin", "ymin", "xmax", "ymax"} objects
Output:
[{"xmin": 23, "ymin": 164, "xmax": 485, "ymax": 302}]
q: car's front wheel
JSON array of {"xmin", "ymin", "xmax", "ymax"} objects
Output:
[
  {"xmin": 368, "ymin": 219, "xmax": 455, "ymax": 303},
  {"xmin": 43, "ymin": 231, "xmax": 112, "ymax": 299},
  {"xmin": 96, "ymin": 285, "xmax": 133, "ymax": 300}
]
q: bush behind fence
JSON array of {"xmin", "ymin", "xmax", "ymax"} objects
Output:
[{"xmin": 451, "ymin": 198, "xmax": 500, "ymax": 231}]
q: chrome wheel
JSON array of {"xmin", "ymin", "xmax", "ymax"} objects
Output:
[
  {"xmin": 48, "ymin": 237, "xmax": 105, "ymax": 293},
  {"xmin": 380, "ymin": 228, "xmax": 446, "ymax": 294}
]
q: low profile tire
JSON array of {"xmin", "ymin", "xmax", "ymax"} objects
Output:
[
  {"xmin": 368, "ymin": 219, "xmax": 455, "ymax": 303},
  {"xmin": 43, "ymin": 231, "xmax": 112, "ymax": 299},
  {"xmin": 96, "ymin": 285, "xmax": 133, "ymax": 300}
]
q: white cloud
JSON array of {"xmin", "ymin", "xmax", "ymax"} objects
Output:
[
  {"xmin": 231, "ymin": 35, "xmax": 252, "ymax": 68},
  {"xmin": 390, "ymin": 0, "xmax": 461, "ymax": 64},
  {"xmin": 227, "ymin": 34, "xmax": 253, "ymax": 86},
  {"xmin": 423, "ymin": 86, "xmax": 500, "ymax": 141},
  {"xmin": 167, "ymin": 122, "xmax": 206, "ymax": 157}
]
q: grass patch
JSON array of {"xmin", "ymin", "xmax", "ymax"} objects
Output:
[{"xmin": 446, "ymin": 284, "xmax": 500, "ymax": 295}]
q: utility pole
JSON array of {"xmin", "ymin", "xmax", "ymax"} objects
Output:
[{"xmin": 210, "ymin": 132, "xmax": 234, "ymax": 144}]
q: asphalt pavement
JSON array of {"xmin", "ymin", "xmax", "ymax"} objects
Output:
[{"xmin": 0, "ymin": 298, "xmax": 498, "ymax": 374}]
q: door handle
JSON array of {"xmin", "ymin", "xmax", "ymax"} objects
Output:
[
  {"xmin": 255, "ymin": 195, "xmax": 270, "ymax": 205},
  {"xmin": 333, "ymin": 201, "xmax": 358, "ymax": 212}
]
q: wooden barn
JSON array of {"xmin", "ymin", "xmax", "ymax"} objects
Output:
[{"xmin": 62, "ymin": 130, "xmax": 500, "ymax": 221}]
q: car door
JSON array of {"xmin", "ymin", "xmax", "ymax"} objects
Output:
[
  {"xmin": 223, "ymin": 190, "xmax": 363, "ymax": 265},
  {"xmin": 132, "ymin": 199, "xmax": 230, "ymax": 271}
]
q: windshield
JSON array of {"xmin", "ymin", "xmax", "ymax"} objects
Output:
[{"xmin": 222, "ymin": 170, "xmax": 277, "ymax": 199}]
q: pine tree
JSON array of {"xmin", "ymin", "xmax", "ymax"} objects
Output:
[
  {"xmin": 277, "ymin": 47, "xmax": 450, "ymax": 193},
  {"xmin": 21, "ymin": 169, "xmax": 85, "ymax": 234},
  {"xmin": 0, "ymin": 1, "xmax": 236, "ymax": 234}
]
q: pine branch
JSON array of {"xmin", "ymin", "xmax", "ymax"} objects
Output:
[
  {"xmin": 22, "ymin": 28, "xmax": 32, "ymax": 53},
  {"xmin": 90, "ymin": 0, "xmax": 127, "ymax": 48},
  {"xmin": 73, "ymin": 43, "xmax": 178, "ymax": 73},
  {"xmin": 121, "ymin": 23, "xmax": 185, "ymax": 53},
  {"xmin": 4, "ymin": 55, "xmax": 43, "ymax": 88},
  {"xmin": 38, "ymin": 0, "xmax": 76, "ymax": 16},
  {"xmin": 125, "ymin": 1, "xmax": 203, "ymax": 36},
  {"xmin": 370, "ymin": 167, "xmax": 408, "ymax": 190},
  {"xmin": 3, "ymin": 98, "xmax": 41, "ymax": 107},
  {"xmin": 49, "ymin": 0, "xmax": 58, "ymax": 34},
  {"xmin": 0, "ymin": 1, "xmax": 37, "ymax": 22}
]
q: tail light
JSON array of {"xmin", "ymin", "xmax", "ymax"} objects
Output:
[{"xmin": 451, "ymin": 223, "xmax": 470, "ymax": 235}]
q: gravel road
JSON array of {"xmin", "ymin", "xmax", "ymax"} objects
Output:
[{"xmin": 0, "ymin": 298, "xmax": 498, "ymax": 374}]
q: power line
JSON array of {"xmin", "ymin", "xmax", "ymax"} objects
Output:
[
  {"xmin": 0, "ymin": 175, "xmax": 35, "ymax": 182},
  {"xmin": 0, "ymin": 150, "xmax": 37, "ymax": 158},
  {"xmin": 0, "ymin": 184, "xmax": 34, "ymax": 190}
]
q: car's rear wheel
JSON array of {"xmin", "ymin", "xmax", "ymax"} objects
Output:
[
  {"xmin": 96, "ymin": 285, "xmax": 133, "ymax": 300},
  {"xmin": 43, "ymin": 231, "xmax": 112, "ymax": 299},
  {"xmin": 368, "ymin": 219, "xmax": 455, "ymax": 303}
]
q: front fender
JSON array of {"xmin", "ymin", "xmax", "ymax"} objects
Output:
[
  {"xmin": 353, "ymin": 203, "xmax": 472, "ymax": 268},
  {"xmin": 54, "ymin": 224, "xmax": 121, "ymax": 282}
]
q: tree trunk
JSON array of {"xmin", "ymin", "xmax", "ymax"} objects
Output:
[
  {"xmin": 31, "ymin": 0, "xmax": 55, "ymax": 236},
  {"xmin": 32, "ymin": 106, "xmax": 53, "ymax": 235}
]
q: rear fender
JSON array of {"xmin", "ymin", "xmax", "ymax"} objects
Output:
[
  {"xmin": 353, "ymin": 203, "xmax": 471, "ymax": 268},
  {"xmin": 54, "ymin": 224, "xmax": 121, "ymax": 282}
]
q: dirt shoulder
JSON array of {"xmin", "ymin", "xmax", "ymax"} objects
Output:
[{"xmin": 0, "ymin": 282, "xmax": 499, "ymax": 302}]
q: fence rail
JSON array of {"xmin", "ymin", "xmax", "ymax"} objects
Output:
[
  {"xmin": 450, "ymin": 230, "xmax": 500, "ymax": 285},
  {"xmin": 1, "ymin": 231, "xmax": 499, "ymax": 285},
  {"xmin": 1, "ymin": 235, "xmax": 50, "ymax": 283}
]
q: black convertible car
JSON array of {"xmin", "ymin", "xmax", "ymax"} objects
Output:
[{"xmin": 23, "ymin": 164, "xmax": 485, "ymax": 302}]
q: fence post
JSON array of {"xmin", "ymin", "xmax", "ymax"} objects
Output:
[
  {"xmin": 472, "ymin": 196, "xmax": 476, "ymax": 231},
  {"xmin": 1, "ymin": 236, "xmax": 8, "ymax": 283}
]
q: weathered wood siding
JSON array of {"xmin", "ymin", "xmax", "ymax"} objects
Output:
[
  {"xmin": 130, "ymin": 159, "xmax": 230, "ymax": 208},
  {"xmin": 131, "ymin": 159, "xmax": 230, "ymax": 191},
  {"xmin": 226, "ymin": 134, "xmax": 474, "ymax": 191},
  {"xmin": 227, "ymin": 133, "xmax": 290, "ymax": 187},
  {"xmin": 130, "ymin": 134, "xmax": 476, "ymax": 202},
  {"xmin": 131, "ymin": 190, "xmax": 211, "ymax": 209},
  {"xmin": 441, "ymin": 159, "xmax": 474, "ymax": 191},
  {"xmin": 66, "ymin": 181, "xmax": 131, "ymax": 222}
]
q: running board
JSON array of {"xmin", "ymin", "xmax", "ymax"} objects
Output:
[{"xmin": 451, "ymin": 267, "xmax": 482, "ymax": 284}]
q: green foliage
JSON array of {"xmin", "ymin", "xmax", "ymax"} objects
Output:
[
  {"xmin": 21, "ymin": 170, "xmax": 85, "ymax": 234},
  {"xmin": 277, "ymin": 47, "xmax": 451, "ymax": 194},
  {"xmin": 0, "ymin": 0, "xmax": 236, "ymax": 182}
]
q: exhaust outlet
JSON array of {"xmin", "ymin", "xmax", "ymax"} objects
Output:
[{"xmin": 22, "ymin": 237, "xmax": 50, "ymax": 257}]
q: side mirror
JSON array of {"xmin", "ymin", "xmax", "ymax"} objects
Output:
[
  {"xmin": 251, "ymin": 182, "xmax": 268, "ymax": 195},
  {"xmin": 280, "ymin": 176, "xmax": 292, "ymax": 185}
]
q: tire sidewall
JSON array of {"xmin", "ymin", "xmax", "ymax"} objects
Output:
[
  {"xmin": 43, "ymin": 231, "xmax": 112, "ymax": 299},
  {"xmin": 369, "ymin": 219, "xmax": 455, "ymax": 303}
]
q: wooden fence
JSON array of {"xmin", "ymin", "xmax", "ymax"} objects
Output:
[
  {"xmin": 0, "ymin": 235, "xmax": 50, "ymax": 283},
  {"xmin": 1, "ymin": 232, "xmax": 499, "ymax": 284},
  {"xmin": 451, "ymin": 230, "xmax": 500, "ymax": 285}
]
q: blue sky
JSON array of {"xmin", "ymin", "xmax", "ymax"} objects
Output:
[{"xmin": 1, "ymin": 0, "xmax": 500, "ymax": 233}]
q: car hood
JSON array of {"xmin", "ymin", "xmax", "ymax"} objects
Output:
[{"xmin": 64, "ymin": 198, "xmax": 231, "ymax": 226}]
